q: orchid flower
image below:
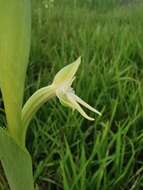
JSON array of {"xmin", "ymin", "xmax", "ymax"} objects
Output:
[
  {"xmin": 22, "ymin": 57, "xmax": 101, "ymax": 138},
  {"xmin": 52, "ymin": 57, "xmax": 101, "ymax": 120}
]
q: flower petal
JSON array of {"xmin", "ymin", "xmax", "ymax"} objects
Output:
[
  {"xmin": 67, "ymin": 95, "xmax": 95, "ymax": 121},
  {"xmin": 73, "ymin": 94, "xmax": 102, "ymax": 116},
  {"xmin": 56, "ymin": 91, "xmax": 75, "ymax": 109},
  {"xmin": 57, "ymin": 92, "xmax": 95, "ymax": 121},
  {"xmin": 53, "ymin": 57, "xmax": 81, "ymax": 86}
]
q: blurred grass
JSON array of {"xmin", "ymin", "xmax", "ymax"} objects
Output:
[{"xmin": 1, "ymin": 0, "xmax": 143, "ymax": 190}]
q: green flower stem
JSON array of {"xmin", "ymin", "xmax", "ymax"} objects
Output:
[{"xmin": 22, "ymin": 85, "xmax": 56, "ymax": 143}]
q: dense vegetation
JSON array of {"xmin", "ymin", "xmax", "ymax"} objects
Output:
[{"xmin": 0, "ymin": 0, "xmax": 143, "ymax": 189}]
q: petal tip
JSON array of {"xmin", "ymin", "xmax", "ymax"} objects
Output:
[
  {"xmin": 97, "ymin": 111, "xmax": 102, "ymax": 116},
  {"xmin": 73, "ymin": 56, "xmax": 81, "ymax": 69},
  {"xmin": 89, "ymin": 118, "xmax": 95, "ymax": 121}
]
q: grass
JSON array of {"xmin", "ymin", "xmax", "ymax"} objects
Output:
[{"xmin": 0, "ymin": 0, "xmax": 143, "ymax": 189}]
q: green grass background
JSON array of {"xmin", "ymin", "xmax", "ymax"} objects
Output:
[{"xmin": 0, "ymin": 0, "xmax": 143, "ymax": 189}]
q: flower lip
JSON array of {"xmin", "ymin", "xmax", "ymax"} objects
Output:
[{"xmin": 56, "ymin": 86, "xmax": 101, "ymax": 121}]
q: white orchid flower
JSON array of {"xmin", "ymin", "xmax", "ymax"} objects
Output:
[
  {"xmin": 22, "ymin": 57, "xmax": 101, "ymax": 138},
  {"xmin": 52, "ymin": 57, "xmax": 101, "ymax": 121}
]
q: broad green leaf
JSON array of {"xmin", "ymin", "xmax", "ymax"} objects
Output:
[
  {"xmin": 0, "ymin": 128, "xmax": 34, "ymax": 190},
  {"xmin": 0, "ymin": 0, "xmax": 31, "ymax": 143}
]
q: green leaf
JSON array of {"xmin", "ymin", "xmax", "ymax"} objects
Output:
[
  {"xmin": 0, "ymin": 128, "xmax": 34, "ymax": 190},
  {"xmin": 0, "ymin": 0, "xmax": 31, "ymax": 143}
]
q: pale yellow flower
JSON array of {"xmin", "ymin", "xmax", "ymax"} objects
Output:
[
  {"xmin": 22, "ymin": 57, "xmax": 101, "ymax": 133},
  {"xmin": 52, "ymin": 57, "xmax": 101, "ymax": 120}
]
